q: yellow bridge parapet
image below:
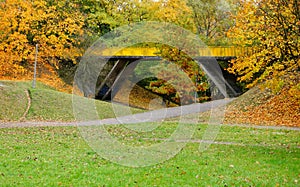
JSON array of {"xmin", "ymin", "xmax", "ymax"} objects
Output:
[{"xmin": 98, "ymin": 47, "xmax": 250, "ymax": 57}]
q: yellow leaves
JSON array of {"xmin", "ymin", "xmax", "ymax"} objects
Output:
[
  {"xmin": 0, "ymin": 0, "xmax": 85, "ymax": 78},
  {"xmin": 288, "ymin": 83, "xmax": 300, "ymax": 101},
  {"xmin": 109, "ymin": 0, "xmax": 195, "ymax": 32},
  {"xmin": 274, "ymin": 64, "xmax": 285, "ymax": 71},
  {"xmin": 33, "ymin": 0, "xmax": 47, "ymax": 8},
  {"xmin": 227, "ymin": 0, "xmax": 299, "ymax": 92},
  {"xmin": 265, "ymin": 78, "xmax": 285, "ymax": 94},
  {"xmin": 152, "ymin": 0, "xmax": 195, "ymax": 31}
]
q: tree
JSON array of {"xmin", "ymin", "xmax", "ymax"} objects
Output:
[
  {"xmin": 0, "ymin": 0, "xmax": 84, "ymax": 78},
  {"xmin": 227, "ymin": 0, "xmax": 299, "ymax": 92},
  {"xmin": 153, "ymin": 0, "xmax": 195, "ymax": 31},
  {"xmin": 187, "ymin": 0, "xmax": 237, "ymax": 45},
  {"xmin": 147, "ymin": 46, "xmax": 209, "ymax": 104},
  {"xmin": 143, "ymin": 0, "xmax": 209, "ymax": 104},
  {"xmin": 105, "ymin": 0, "xmax": 195, "ymax": 30},
  {"xmin": 105, "ymin": 0, "xmax": 158, "ymax": 26},
  {"xmin": 74, "ymin": 0, "xmax": 115, "ymax": 36}
]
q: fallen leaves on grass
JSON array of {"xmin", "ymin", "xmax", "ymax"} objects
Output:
[
  {"xmin": 225, "ymin": 86, "xmax": 300, "ymax": 127},
  {"xmin": 113, "ymin": 80, "xmax": 178, "ymax": 110}
]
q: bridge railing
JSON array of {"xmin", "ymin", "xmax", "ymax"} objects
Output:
[
  {"xmin": 99, "ymin": 47, "xmax": 252, "ymax": 57},
  {"xmin": 199, "ymin": 47, "xmax": 252, "ymax": 57}
]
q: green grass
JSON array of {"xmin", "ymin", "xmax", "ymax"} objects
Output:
[
  {"xmin": 0, "ymin": 124, "xmax": 299, "ymax": 186},
  {"xmin": 0, "ymin": 80, "xmax": 143, "ymax": 122},
  {"xmin": 105, "ymin": 123, "xmax": 300, "ymax": 148},
  {"xmin": 0, "ymin": 81, "xmax": 52, "ymax": 121},
  {"xmin": 0, "ymin": 82, "xmax": 27, "ymax": 121},
  {"xmin": 1, "ymin": 80, "xmax": 299, "ymax": 186}
]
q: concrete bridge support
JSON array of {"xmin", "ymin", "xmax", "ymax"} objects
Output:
[{"xmin": 95, "ymin": 58, "xmax": 140, "ymax": 100}]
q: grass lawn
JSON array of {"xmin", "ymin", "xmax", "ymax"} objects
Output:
[
  {"xmin": 0, "ymin": 124, "xmax": 299, "ymax": 186},
  {"xmin": 1, "ymin": 80, "xmax": 299, "ymax": 186},
  {"xmin": 0, "ymin": 81, "xmax": 52, "ymax": 121},
  {"xmin": 0, "ymin": 80, "xmax": 143, "ymax": 122}
]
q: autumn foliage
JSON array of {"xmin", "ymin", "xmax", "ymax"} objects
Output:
[
  {"xmin": 147, "ymin": 46, "xmax": 209, "ymax": 105},
  {"xmin": 228, "ymin": 0, "xmax": 299, "ymax": 93},
  {"xmin": 225, "ymin": 83, "xmax": 300, "ymax": 127},
  {"xmin": 0, "ymin": 0, "xmax": 84, "ymax": 88}
]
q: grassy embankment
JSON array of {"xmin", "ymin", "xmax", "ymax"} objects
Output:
[{"xmin": 0, "ymin": 80, "xmax": 143, "ymax": 122}]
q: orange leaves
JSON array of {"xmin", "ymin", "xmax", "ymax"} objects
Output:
[
  {"xmin": 227, "ymin": 0, "xmax": 299, "ymax": 92},
  {"xmin": 225, "ymin": 84, "xmax": 300, "ymax": 127},
  {"xmin": 0, "ymin": 0, "xmax": 85, "ymax": 78},
  {"xmin": 146, "ymin": 45, "xmax": 209, "ymax": 105}
]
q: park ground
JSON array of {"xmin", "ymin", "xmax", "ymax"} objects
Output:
[{"xmin": 0, "ymin": 80, "xmax": 299, "ymax": 186}]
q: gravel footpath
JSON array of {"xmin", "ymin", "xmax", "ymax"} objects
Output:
[
  {"xmin": 1, "ymin": 98, "xmax": 299, "ymax": 131},
  {"xmin": 0, "ymin": 99, "xmax": 232, "ymax": 128}
]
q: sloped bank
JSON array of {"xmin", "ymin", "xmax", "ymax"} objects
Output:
[{"xmin": 224, "ymin": 86, "xmax": 300, "ymax": 127}]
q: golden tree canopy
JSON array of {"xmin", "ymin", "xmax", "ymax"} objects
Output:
[
  {"xmin": 0, "ymin": 0, "xmax": 84, "ymax": 77},
  {"xmin": 228, "ymin": 0, "xmax": 299, "ymax": 90}
]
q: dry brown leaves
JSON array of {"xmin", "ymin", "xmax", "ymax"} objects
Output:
[
  {"xmin": 225, "ymin": 86, "xmax": 300, "ymax": 127},
  {"xmin": 113, "ymin": 80, "xmax": 178, "ymax": 110},
  {"xmin": 0, "ymin": 63, "xmax": 73, "ymax": 93}
]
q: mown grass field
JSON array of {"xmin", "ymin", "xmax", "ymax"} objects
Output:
[
  {"xmin": 0, "ymin": 125, "xmax": 299, "ymax": 186},
  {"xmin": 0, "ymin": 80, "xmax": 299, "ymax": 186}
]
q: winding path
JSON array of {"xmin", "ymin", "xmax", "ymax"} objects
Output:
[{"xmin": 0, "ymin": 98, "xmax": 299, "ymax": 131}]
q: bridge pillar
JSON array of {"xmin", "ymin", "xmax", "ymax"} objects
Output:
[
  {"xmin": 196, "ymin": 57, "xmax": 241, "ymax": 98},
  {"xmin": 95, "ymin": 58, "xmax": 140, "ymax": 100}
]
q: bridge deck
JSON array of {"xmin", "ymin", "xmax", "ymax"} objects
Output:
[{"xmin": 98, "ymin": 47, "xmax": 250, "ymax": 59}]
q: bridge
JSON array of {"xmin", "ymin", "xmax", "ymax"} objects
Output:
[
  {"xmin": 92, "ymin": 46, "xmax": 249, "ymax": 101},
  {"xmin": 98, "ymin": 46, "xmax": 250, "ymax": 60}
]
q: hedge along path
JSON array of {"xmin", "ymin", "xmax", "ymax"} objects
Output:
[{"xmin": 19, "ymin": 89, "xmax": 31, "ymax": 121}]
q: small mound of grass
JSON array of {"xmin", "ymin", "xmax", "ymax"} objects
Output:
[
  {"xmin": 0, "ymin": 80, "xmax": 144, "ymax": 122},
  {"xmin": 0, "ymin": 81, "xmax": 28, "ymax": 121},
  {"xmin": 0, "ymin": 81, "xmax": 51, "ymax": 121},
  {"xmin": 26, "ymin": 88, "xmax": 75, "ymax": 121}
]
